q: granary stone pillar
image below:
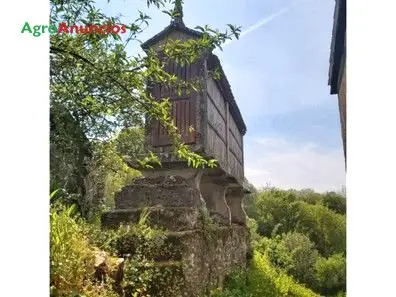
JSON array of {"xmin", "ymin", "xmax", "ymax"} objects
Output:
[
  {"xmin": 200, "ymin": 175, "xmax": 231, "ymax": 225},
  {"xmin": 225, "ymin": 187, "xmax": 247, "ymax": 225}
]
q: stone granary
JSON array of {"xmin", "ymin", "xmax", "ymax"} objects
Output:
[
  {"xmin": 141, "ymin": 2, "xmax": 248, "ymax": 227},
  {"xmin": 102, "ymin": 3, "xmax": 250, "ymax": 296}
]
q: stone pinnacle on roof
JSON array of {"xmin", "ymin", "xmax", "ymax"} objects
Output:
[{"xmin": 171, "ymin": 0, "xmax": 185, "ymax": 27}]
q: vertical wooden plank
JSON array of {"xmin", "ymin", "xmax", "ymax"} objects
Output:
[
  {"xmin": 186, "ymin": 99, "xmax": 191, "ymax": 142},
  {"xmin": 152, "ymin": 119, "xmax": 160, "ymax": 146},
  {"xmin": 181, "ymin": 100, "xmax": 186, "ymax": 137},
  {"xmin": 193, "ymin": 63, "xmax": 196, "ymax": 80},
  {"xmin": 177, "ymin": 101, "xmax": 181, "ymax": 135},
  {"xmin": 178, "ymin": 100, "xmax": 182, "ymax": 136},
  {"xmin": 225, "ymin": 101, "xmax": 230, "ymax": 172},
  {"xmin": 173, "ymin": 100, "xmax": 176, "ymax": 130},
  {"xmin": 153, "ymin": 97, "xmax": 197, "ymax": 146},
  {"xmin": 152, "ymin": 119, "xmax": 157, "ymax": 146},
  {"xmin": 190, "ymin": 97, "xmax": 197, "ymax": 142}
]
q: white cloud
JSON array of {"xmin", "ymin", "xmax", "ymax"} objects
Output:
[
  {"xmin": 218, "ymin": 0, "xmax": 312, "ymax": 50},
  {"xmin": 244, "ymin": 137, "xmax": 345, "ymax": 192}
]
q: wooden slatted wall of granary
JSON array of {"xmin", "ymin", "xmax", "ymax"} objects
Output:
[
  {"xmin": 206, "ymin": 77, "xmax": 244, "ymax": 182},
  {"xmin": 150, "ymin": 60, "xmax": 199, "ymax": 146}
]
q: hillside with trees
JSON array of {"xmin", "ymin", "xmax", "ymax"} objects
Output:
[{"xmin": 214, "ymin": 187, "xmax": 346, "ymax": 297}]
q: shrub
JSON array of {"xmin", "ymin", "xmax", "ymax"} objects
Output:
[
  {"xmin": 256, "ymin": 236, "xmax": 294, "ymax": 272},
  {"xmin": 256, "ymin": 232, "xmax": 319, "ymax": 288},
  {"xmin": 246, "ymin": 217, "xmax": 261, "ymax": 246},
  {"xmin": 85, "ymin": 208, "xmax": 184, "ymax": 296},
  {"xmin": 114, "ymin": 219, "xmax": 185, "ymax": 297},
  {"xmin": 295, "ymin": 202, "xmax": 346, "ymax": 256},
  {"xmin": 50, "ymin": 202, "xmax": 118, "ymax": 297},
  {"xmin": 294, "ymin": 189, "xmax": 323, "ymax": 205},
  {"xmin": 253, "ymin": 189, "xmax": 346, "ymax": 257},
  {"xmin": 50, "ymin": 203, "xmax": 93, "ymax": 295},
  {"xmin": 281, "ymin": 232, "xmax": 319, "ymax": 287},
  {"xmin": 51, "ymin": 201, "xmax": 179, "ymax": 297},
  {"xmin": 315, "ymin": 253, "xmax": 346, "ymax": 296},
  {"xmin": 254, "ymin": 189, "xmax": 299, "ymax": 237},
  {"xmin": 212, "ymin": 252, "xmax": 320, "ymax": 297},
  {"xmin": 321, "ymin": 192, "xmax": 346, "ymax": 215}
]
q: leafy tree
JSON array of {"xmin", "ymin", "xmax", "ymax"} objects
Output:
[
  {"xmin": 293, "ymin": 188, "xmax": 323, "ymax": 205},
  {"xmin": 253, "ymin": 189, "xmax": 346, "ymax": 257},
  {"xmin": 256, "ymin": 232, "xmax": 319, "ymax": 288},
  {"xmin": 256, "ymin": 236, "xmax": 294, "ymax": 272},
  {"xmin": 254, "ymin": 189, "xmax": 299, "ymax": 237},
  {"xmin": 281, "ymin": 232, "xmax": 319, "ymax": 287},
  {"xmin": 113, "ymin": 127, "xmax": 146, "ymax": 161},
  {"xmin": 50, "ymin": 104, "xmax": 92, "ymax": 215},
  {"xmin": 84, "ymin": 138, "xmax": 142, "ymax": 213},
  {"xmin": 321, "ymin": 191, "xmax": 346, "ymax": 215},
  {"xmin": 315, "ymin": 253, "xmax": 346, "ymax": 296},
  {"xmin": 294, "ymin": 201, "xmax": 346, "ymax": 256}
]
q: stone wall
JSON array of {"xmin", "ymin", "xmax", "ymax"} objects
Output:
[
  {"xmin": 176, "ymin": 226, "xmax": 250, "ymax": 296},
  {"xmin": 102, "ymin": 175, "xmax": 250, "ymax": 297}
]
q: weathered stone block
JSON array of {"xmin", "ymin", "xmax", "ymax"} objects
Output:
[
  {"xmin": 101, "ymin": 207, "xmax": 202, "ymax": 232},
  {"xmin": 115, "ymin": 176, "xmax": 202, "ymax": 209},
  {"xmin": 176, "ymin": 225, "xmax": 250, "ymax": 296}
]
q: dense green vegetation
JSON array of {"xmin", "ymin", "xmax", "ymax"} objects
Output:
[
  {"xmin": 50, "ymin": 192, "xmax": 185, "ymax": 297},
  {"xmin": 212, "ymin": 252, "xmax": 320, "ymax": 297},
  {"xmin": 214, "ymin": 188, "xmax": 346, "ymax": 297}
]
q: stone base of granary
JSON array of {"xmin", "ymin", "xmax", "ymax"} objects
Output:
[
  {"xmin": 101, "ymin": 175, "xmax": 250, "ymax": 297},
  {"xmin": 172, "ymin": 225, "xmax": 250, "ymax": 296}
]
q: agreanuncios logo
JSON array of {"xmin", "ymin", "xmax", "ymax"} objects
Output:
[{"xmin": 21, "ymin": 21, "xmax": 128, "ymax": 37}]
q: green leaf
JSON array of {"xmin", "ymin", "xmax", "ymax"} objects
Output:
[{"xmin": 50, "ymin": 189, "xmax": 60, "ymax": 200}]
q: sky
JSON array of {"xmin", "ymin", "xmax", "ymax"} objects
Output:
[{"xmin": 97, "ymin": 0, "xmax": 345, "ymax": 192}]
